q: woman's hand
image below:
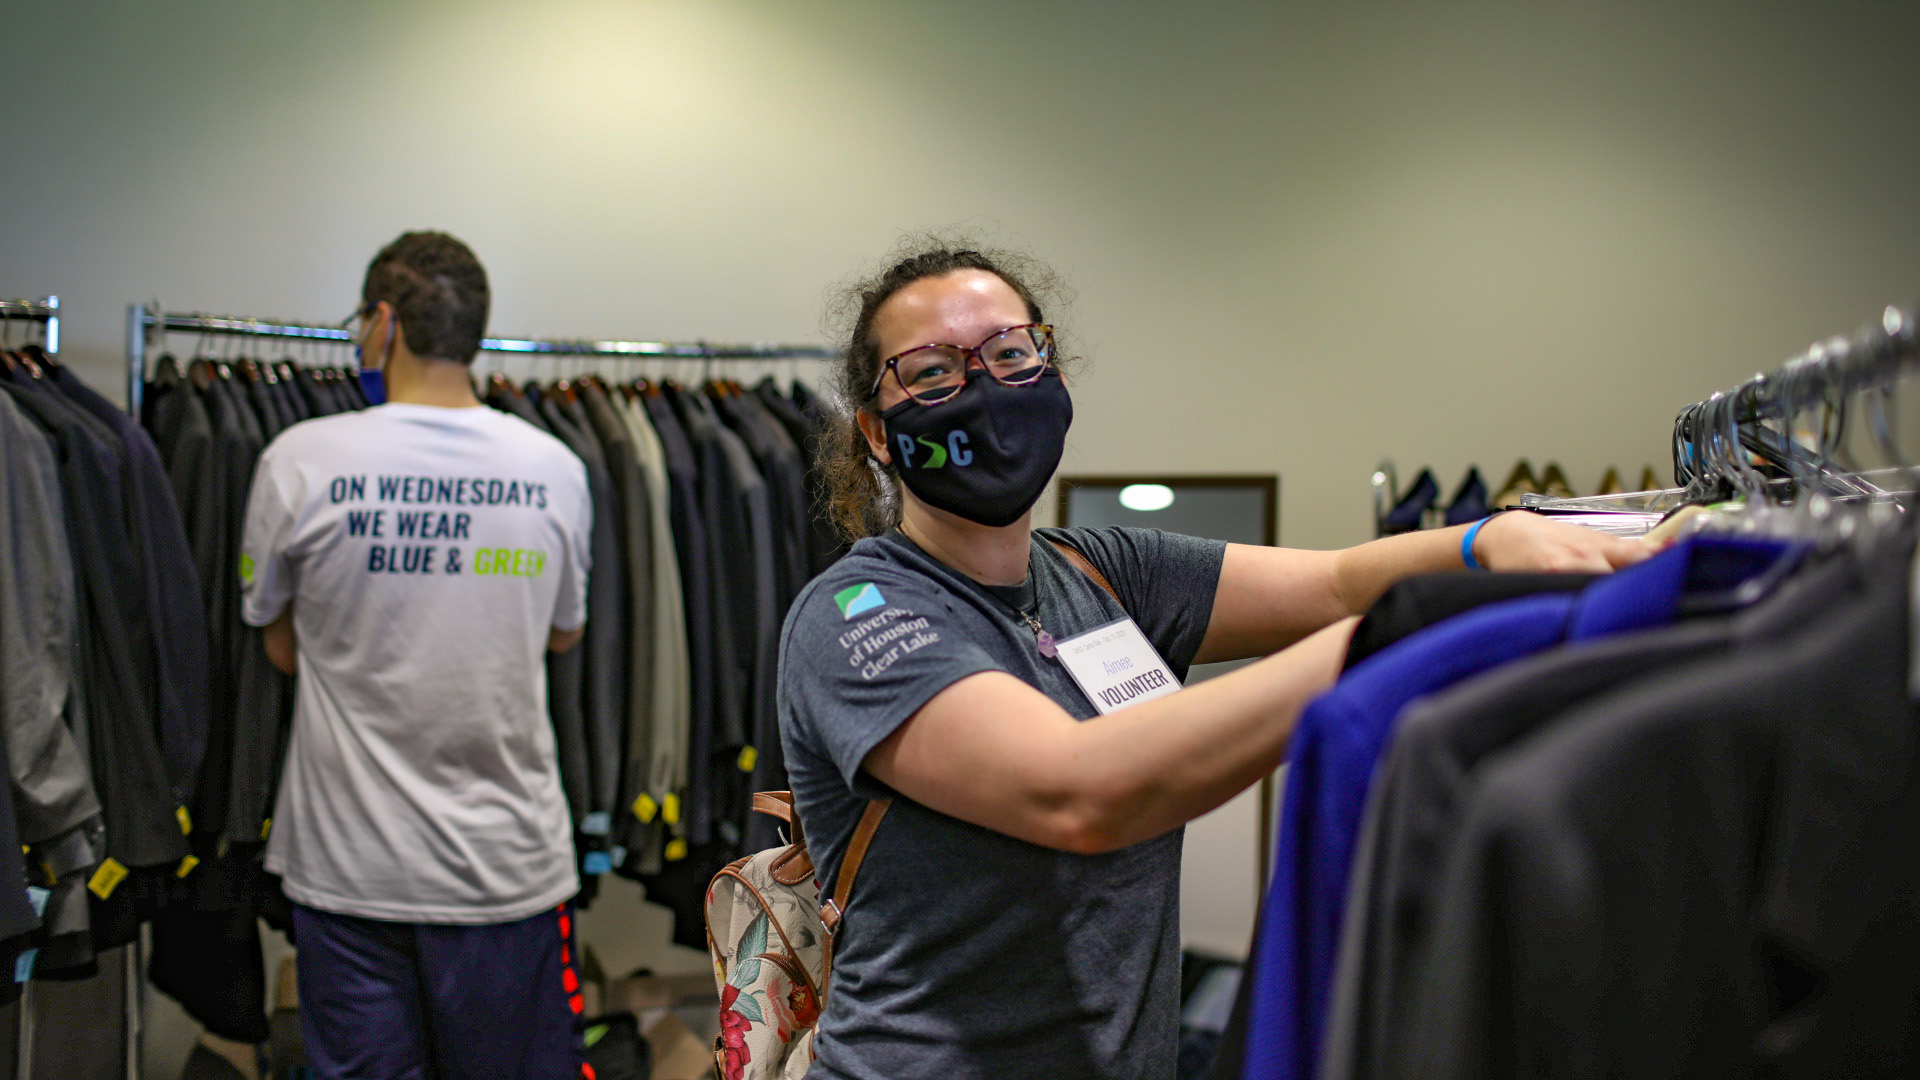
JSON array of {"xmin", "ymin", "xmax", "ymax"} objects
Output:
[{"xmin": 1473, "ymin": 510, "xmax": 1658, "ymax": 573}]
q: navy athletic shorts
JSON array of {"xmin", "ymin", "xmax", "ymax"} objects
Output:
[{"xmin": 292, "ymin": 901, "xmax": 591, "ymax": 1080}]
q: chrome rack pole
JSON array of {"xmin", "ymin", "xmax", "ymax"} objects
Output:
[
  {"xmin": 125, "ymin": 940, "xmax": 143, "ymax": 1080},
  {"xmin": 42, "ymin": 295, "xmax": 59, "ymax": 359},
  {"xmin": 17, "ymin": 979, "xmax": 34, "ymax": 1080},
  {"xmin": 126, "ymin": 303, "xmax": 150, "ymax": 421}
]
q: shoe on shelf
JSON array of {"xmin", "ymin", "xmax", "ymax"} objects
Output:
[
  {"xmin": 1491, "ymin": 460, "xmax": 1539, "ymax": 508},
  {"xmin": 1595, "ymin": 466, "xmax": 1624, "ymax": 496},
  {"xmin": 1443, "ymin": 466, "xmax": 1489, "ymax": 526},
  {"xmin": 1638, "ymin": 466, "xmax": 1662, "ymax": 492},
  {"xmin": 1379, "ymin": 468, "xmax": 1438, "ymax": 535},
  {"xmin": 1538, "ymin": 462, "xmax": 1576, "ymax": 501}
]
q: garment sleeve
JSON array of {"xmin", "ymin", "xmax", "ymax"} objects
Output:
[
  {"xmin": 239, "ymin": 451, "xmax": 298, "ymax": 628},
  {"xmin": 0, "ymin": 405, "xmax": 102, "ymax": 843},
  {"xmin": 550, "ymin": 456, "xmax": 592, "ymax": 633},
  {"xmin": 1049, "ymin": 527, "xmax": 1227, "ymax": 670},
  {"xmin": 780, "ymin": 567, "xmax": 1006, "ymax": 793}
]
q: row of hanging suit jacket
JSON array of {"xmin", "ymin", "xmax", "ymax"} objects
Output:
[
  {"xmin": 128, "ymin": 356, "xmax": 843, "ymax": 1045},
  {"xmin": 477, "ymin": 373, "xmax": 841, "ymax": 942},
  {"xmin": 1207, "ymin": 515, "xmax": 1920, "ymax": 1080},
  {"xmin": 0, "ymin": 352, "xmax": 358, "ymax": 1040},
  {"xmin": 143, "ymin": 357, "xmax": 374, "ymax": 1042}
]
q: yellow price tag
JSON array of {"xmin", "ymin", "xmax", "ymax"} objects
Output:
[
  {"xmin": 737, "ymin": 746, "xmax": 758, "ymax": 773},
  {"xmin": 261, "ymin": 818, "xmax": 273, "ymax": 840},
  {"xmin": 632, "ymin": 793, "xmax": 658, "ymax": 824},
  {"xmin": 239, "ymin": 553, "xmax": 256, "ymax": 584},
  {"xmin": 177, "ymin": 806, "xmax": 193, "ymax": 835},
  {"xmin": 661, "ymin": 793, "xmax": 681, "ymax": 826},
  {"xmin": 176, "ymin": 855, "xmax": 200, "ymax": 879},
  {"xmin": 664, "ymin": 838, "xmax": 688, "ymax": 861},
  {"xmin": 89, "ymin": 858, "xmax": 129, "ymax": 900}
]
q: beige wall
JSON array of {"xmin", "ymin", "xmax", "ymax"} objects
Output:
[
  {"xmin": 6, "ymin": 0, "xmax": 1918, "ymax": 1067},
  {"xmin": 9, "ymin": 2, "xmax": 1918, "ymax": 559}
]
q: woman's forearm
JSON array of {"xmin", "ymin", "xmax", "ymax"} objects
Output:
[
  {"xmin": 1329, "ymin": 526, "xmax": 1473, "ymax": 618},
  {"xmin": 1062, "ymin": 616, "xmax": 1357, "ymax": 853}
]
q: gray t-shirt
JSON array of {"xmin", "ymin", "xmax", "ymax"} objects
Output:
[{"xmin": 779, "ymin": 526, "xmax": 1227, "ymax": 1080}]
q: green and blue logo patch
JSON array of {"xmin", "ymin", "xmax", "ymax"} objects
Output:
[{"xmin": 834, "ymin": 582, "xmax": 885, "ymax": 620}]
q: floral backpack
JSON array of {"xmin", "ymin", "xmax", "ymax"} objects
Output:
[{"xmin": 705, "ymin": 791, "xmax": 889, "ymax": 1080}]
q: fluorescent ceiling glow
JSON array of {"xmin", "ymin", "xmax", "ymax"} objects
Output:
[{"xmin": 1118, "ymin": 483, "xmax": 1176, "ymax": 512}]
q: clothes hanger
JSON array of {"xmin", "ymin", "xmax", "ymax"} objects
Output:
[
  {"xmin": 0, "ymin": 316, "xmax": 19, "ymax": 374},
  {"xmin": 21, "ymin": 340, "xmax": 58, "ymax": 375},
  {"xmin": 12, "ymin": 338, "xmax": 44, "ymax": 380}
]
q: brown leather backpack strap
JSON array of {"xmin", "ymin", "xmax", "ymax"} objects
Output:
[
  {"xmin": 819, "ymin": 797, "xmax": 890, "ymax": 997},
  {"xmin": 755, "ymin": 791, "xmax": 820, "ymax": 886},
  {"xmin": 1047, "ymin": 538, "xmax": 1121, "ymax": 605},
  {"xmin": 752, "ymin": 790, "xmax": 802, "ymax": 846},
  {"xmin": 820, "ymin": 798, "xmax": 890, "ymax": 934}
]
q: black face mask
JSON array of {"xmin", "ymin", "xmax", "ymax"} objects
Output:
[{"xmin": 880, "ymin": 367, "xmax": 1072, "ymax": 528}]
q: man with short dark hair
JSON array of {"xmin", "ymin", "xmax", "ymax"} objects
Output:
[{"xmin": 240, "ymin": 231, "xmax": 594, "ymax": 1078}]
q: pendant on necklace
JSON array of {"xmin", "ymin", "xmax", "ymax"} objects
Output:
[{"xmin": 1020, "ymin": 611, "xmax": 1058, "ymax": 658}]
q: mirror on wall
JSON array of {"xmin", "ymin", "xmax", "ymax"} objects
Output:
[{"xmin": 1057, "ymin": 474, "xmax": 1277, "ymax": 548}]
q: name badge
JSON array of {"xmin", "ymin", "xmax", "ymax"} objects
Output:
[{"xmin": 1056, "ymin": 617, "xmax": 1182, "ymax": 715}]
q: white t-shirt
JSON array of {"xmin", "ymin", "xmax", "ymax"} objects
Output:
[{"xmin": 240, "ymin": 403, "xmax": 592, "ymax": 924}]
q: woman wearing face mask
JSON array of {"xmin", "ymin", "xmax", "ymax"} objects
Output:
[{"xmin": 776, "ymin": 241, "xmax": 1648, "ymax": 1080}]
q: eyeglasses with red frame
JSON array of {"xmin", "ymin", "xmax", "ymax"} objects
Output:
[{"xmin": 870, "ymin": 323, "xmax": 1054, "ymax": 405}]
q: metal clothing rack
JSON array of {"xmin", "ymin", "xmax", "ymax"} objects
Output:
[
  {"xmin": 0, "ymin": 295, "xmax": 60, "ymax": 356},
  {"xmin": 126, "ymin": 303, "xmax": 837, "ymax": 418}
]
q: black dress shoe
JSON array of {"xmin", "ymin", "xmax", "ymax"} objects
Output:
[
  {"xmin": 1443, "ymin": 466, "xmax": 1489, "ymax": 526},
  {"xmin": 1379, "ymin": 468, "xmax": 1439, "ymax": 535}
]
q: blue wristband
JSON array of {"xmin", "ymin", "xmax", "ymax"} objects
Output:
[{"xmin": 1461, "ymin": 514, "xmax": 1497, "ymax": 571}]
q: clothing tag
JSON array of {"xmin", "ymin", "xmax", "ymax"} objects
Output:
[
  {"xmin": 176, "ymin": 806, "xmax": 193, "ymax": 836},
  {"xmin": 662, "ymin": 793, "xmax": 682, "ymax": 826},
  {"xmin": 88, "ymin": 858, "xmax": 128, "ymax": 901},
  {"xmin": 632, "ymin": 793, "xmax": 658, "ymax": 824},
  {"xmin": 609, "ymin": 845, "xmax": 627, "ymax": 867},
  {"xmin": 25, "ymin": 887, "xmax": 48, "ymax": 918},
  {"xmin": 14, "ymin": 949, "xmax": 35, "ymax": 984},
  {"xmin": 261, "ymin": 817, "xmax": 273, "ymax": 840},
  {"xmin": 737, "ymin": 746, "xmax": 758, "ymax": 773},
  {"xmin": 664, "ymin": 838, "xmax": 688, "ymax": 862},
  {"xmin": 177, "ymin": 855, "xmax": 200, "ymax": 879},
  {"xmin": 582, "ymin": 852, "xmax": 612, "ymax": 876},
  {"xmin": 580, "ymin": 812, "xmax": 611, "ymax": 837},
  {"xmin": 1054, "ymin": 617, "xmax": 1183, "ymax": 715}
]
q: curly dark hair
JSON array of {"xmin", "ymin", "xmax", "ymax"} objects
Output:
[
  {"xmin": 361, "ymin": 231, "xmax": 490, "ymax": 364},
  {"xmin": 818, "ymin": 232, "xmax": 1080, "ymax": 542}
]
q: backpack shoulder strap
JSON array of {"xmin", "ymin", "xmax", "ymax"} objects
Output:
[
  {"xmin": 1046, "ymin": 537, "xmax": 1121, "ymax": 606},
  {"xmin": 821, "ymin": 798, "xmax": 890, "ymax": 933},
  {"xmin": 819, "ymin": 796, "xmax": 891, "ymax": 994}
]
